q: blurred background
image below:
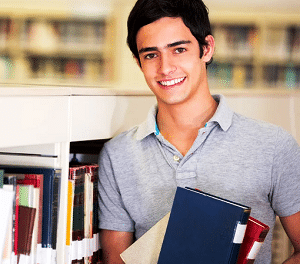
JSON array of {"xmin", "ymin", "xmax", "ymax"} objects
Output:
[{"xmin": 0, "ymin": 0, "xmax": 300, "ymax": 92}]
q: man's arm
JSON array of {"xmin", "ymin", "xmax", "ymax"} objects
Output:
[
  {"xmin": 100, "ymin": 229, "xmax": 134, "ymax": 264},
  {"xmin": 280, "ymin": 211, "xmax": 300, "ymax": 263}
]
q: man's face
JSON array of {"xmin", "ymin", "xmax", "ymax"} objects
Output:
[{"xmin": 136, "ymin": 17, "xmax": 214, "ymax": 106}]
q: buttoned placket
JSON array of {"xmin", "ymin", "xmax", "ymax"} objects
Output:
[{"xmin": 155, "ymin": 122, "xmax": 218, "ymax": 181}]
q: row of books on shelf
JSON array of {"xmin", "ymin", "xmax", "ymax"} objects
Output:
[
  {"xmin": 212, "ymin": 25, "xmax": 300, "ymax": 62},
  {"xmin": 27, "ymin": 57, "xmax": 105, "ymax": 81},
  {"xmin": 212, "ymin": 25, "xmax": 258, "ymax": 59},
  {"xmin": 0, "ymin": 18, "xmax": 106, "ymax": 53},
  {"xmin": 0, "ymin": 56, "xmax": 105, "ymax": 82},
  {"xmin": 0, "ymin": 19, "xmax": 10, "ymax": 48},
  {"xmin": 208, "ymin": 62, "xmax": 300, "ymax": 89},
  {"xmin": 208, "ymin": 63, "xmax": 254, "ymax": 89},
  {"xmin": 22, "ymin": 20, "xmax": 106, "ymax": 53},
  {"xmin": 66, "ymin": 162, "xmax": 102, "ymax": 264},
  {"xmin": 263, "ymin": 27, "xmax": 300, "ymax": 62},
  {"xmin": 121, "ymin": 187, "xmax": 270, "ymax": 264},
  {"xmin": 0, "ymin": 162, "xmax": 102, "ymax": 264},
  {"xmin": 0, "ymin": 166, "xmax": 61, "ymax": 264},
  {"xmin": 263, "ymin": 64, "xmax": 300, "ymax": 89}
]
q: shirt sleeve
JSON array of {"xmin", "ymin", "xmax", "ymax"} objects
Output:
[
  {"xmin": 98, "ymin": 144, "xmax": 135, "ymax": 232},
  {"xmin": 271, "ymin": 127, "xmax": 300, "ymax": 217}
]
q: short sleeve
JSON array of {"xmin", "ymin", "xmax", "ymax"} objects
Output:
[
  {"xmin": 271, "ymin": 127, "xmax": 300, "ymax": 217},
  {"xmin": 98, "ymin": 145, "xmax": 135, "ymax": 232}
]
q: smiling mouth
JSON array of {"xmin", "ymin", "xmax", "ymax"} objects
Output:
[{"xmin": 159, "ymin": 77, "xmax": 186, "ymax": 87}]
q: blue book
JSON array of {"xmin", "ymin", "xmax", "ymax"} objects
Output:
[
  {"xmin": 157, "ymin": 187, "xmax": 251, "ymax": 264},
  {"xmin": 0, "ymin": 166, "xmax": 61, "ymax": 249}
]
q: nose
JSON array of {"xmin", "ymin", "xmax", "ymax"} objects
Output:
[{"xmin": 158, "ymin": 53, "xmax": 177, "ymax": 76}]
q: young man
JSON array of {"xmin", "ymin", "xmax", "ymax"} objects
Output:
[{"xmin": 98, "ymin": 0, "xmax": 300, "ymax": 263}]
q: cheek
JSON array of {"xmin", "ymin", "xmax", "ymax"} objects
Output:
[{"xmin": 141, "ymin": 63, "xmax": 157, "ymax": 80}]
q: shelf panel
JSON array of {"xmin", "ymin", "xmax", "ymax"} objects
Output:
[
  {"xmin": 0, "ymin": 95, "xmax": 70, "ymax": 148},
  {"xmin": 70, "ymin": 95, "xmax": 156, "ymax": 141}
]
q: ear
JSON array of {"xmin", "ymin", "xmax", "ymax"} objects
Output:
[{"xmin": 202, "ymin": 35, "xmax": 215, "ymax": 63}]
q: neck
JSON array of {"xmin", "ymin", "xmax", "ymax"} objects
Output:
[
  {"xmin": 157, "ymin": 93, "xmax": 217, "ymax": 134},
  {"xmin": 156, "ymin": 92, "xmax": 218, "ymax": 156}
]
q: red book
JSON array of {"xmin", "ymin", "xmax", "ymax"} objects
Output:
[
  {"xmin": 16, "ymin": 174, "xmax": 43, "ymax": 246},
  {"xmin": 17, "ymin": 206, "xmax": 37, "ymax": 255},
  {"xmin": 237, "ymin": 216, "xmax": 270, "ymax": 264}
]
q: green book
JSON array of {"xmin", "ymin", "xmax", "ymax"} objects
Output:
[{"xmin": 0, "ymin": 169, "xmax": 4, "ymax": 188}]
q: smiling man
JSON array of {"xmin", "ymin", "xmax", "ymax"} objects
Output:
[{"xmin": 98, "ymin": 0, "xmax": 300, "ymax": 263}]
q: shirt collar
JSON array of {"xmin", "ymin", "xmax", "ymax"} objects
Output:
[
  {"xmin": 135, "ymin": 94, "xmax": 234, "ymax": 141},
  {"xmin": 135, "ymin": 104, "xmax": 158, "ymax": 140},
  {"xmin": 209, "ymin": 94, "xmax": 234, "ymax": 131}
]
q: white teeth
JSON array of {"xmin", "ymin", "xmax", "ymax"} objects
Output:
[{"xmin": 160, "ymin": 77, "xmax": 185, "ymax": 86}]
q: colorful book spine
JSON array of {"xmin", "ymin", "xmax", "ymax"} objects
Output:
[
  {"xmin": 0, "ymin": 166, "xmax": 62, "ymax": 251},
  {"xmin": 237, "ymin": 216, "xmax": 270, "ymax": 264},
  {"xmin": 69, "ymin": 165, "xmax": 85, "ymax": 264},
  {"xmin": 17, "ymin": 205, "xmax": 37, "ymax": 255}
]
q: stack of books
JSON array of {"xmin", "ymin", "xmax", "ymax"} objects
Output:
[
  {"xmin": 0, "ymin": 165, "xmax": 61, "ymax": 264},
  {"xmin": 121, "ymin": 187, "xmax": 269, "ymax": 264},
  {"xmin": 66, "ymin": 163, "xmax": 102, "ymax": 264}
]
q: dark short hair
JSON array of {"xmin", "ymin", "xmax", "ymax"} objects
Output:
[{"xmin": 127, "ymin": 0, "xmax": 212, "ymax": 64}]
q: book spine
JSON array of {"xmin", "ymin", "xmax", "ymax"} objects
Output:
[
  {"xmin": 51, "ymin": 174, "xmax": 61, "ymax": 251},
  {"xmin": 14, "ymin": 185, "xmax": 20, "ymax": 255},
  {"xmin": 228, "ymin": 209, "xmax": 251, "ymax": 264},
  {"xmin": 42, "ymin": 173, "xmax": 54, "ymax": 248}
]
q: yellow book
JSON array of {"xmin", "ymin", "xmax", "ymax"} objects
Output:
[
  {"xmin": 66, "ymin": 180, "xmax": 75, "ymax": 246},
  {"xmin": 233, "ymin": 65, "xmax": 246, "ymax": 88}
]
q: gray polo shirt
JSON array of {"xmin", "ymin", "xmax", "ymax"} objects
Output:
[{"xmin": 98, "ymin": 94, "xmax": 300, "ymax": 264}]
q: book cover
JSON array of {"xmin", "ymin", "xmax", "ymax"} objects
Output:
[
  {"xmin": 0, "ymin": 166, "xmax": 61, "ymax": 249},
  {"xmin": 0, "ymin": 188, "xmax": 15, "ymax": 259},
  {"xmin": 17, "ymin": 205, "xmax": 36, "ymax": 255},
  {"xmin": 237, "ymin": 216, "xmax": 270, "ymax": 264},
  {"xmin": 157, "ymin": 187, "xmax": 251, "ymax": 264},
  {"xmin": 120, "ymin": 213, "xmax": 170, "ymax": 264}
]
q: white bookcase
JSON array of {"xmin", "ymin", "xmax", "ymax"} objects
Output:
[{"xmin": 0, "ymin": 86, "xmax": 299, "ymax": 263}]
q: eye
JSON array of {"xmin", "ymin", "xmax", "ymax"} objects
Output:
[
  {"xmin": 144, "ymin": 53, "xmax": 157, "ymax": 60},
  {"xmin": 175, "ymin": 47, "xmax": 186, "ymax": 54}
]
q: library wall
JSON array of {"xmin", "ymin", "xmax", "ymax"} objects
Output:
[{"xmin": 1, "ymin": 0, "xmax": 300, "ymax": 91}]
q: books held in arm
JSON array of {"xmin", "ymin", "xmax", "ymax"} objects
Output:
[
  {"xmin": 237, "ymin": 216, "xmax": 270, "ymax": 264},
  {"xmin": 121, "ymin": 187, "xmax": 252, "ymax": 264},
  {"xmin": 157, "ymin": 187, "xmax": 251, "ymax": 264}
]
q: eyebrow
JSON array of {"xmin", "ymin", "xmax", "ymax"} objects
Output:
[{"xmin": 138, "ymin": 40, "xmax": 192, "ymax": 54}]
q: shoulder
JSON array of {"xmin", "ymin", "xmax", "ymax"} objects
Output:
[
  {"xmin": 231, "ymin": 112, "xmax": 282, "ymax": 139},
  {"xmin": 231, "ymin": 112, "xmax": 299, "ymax": 151},
  {"xmin": 102, "ymin": 126, "xmax": 140, "ymax": 154}
]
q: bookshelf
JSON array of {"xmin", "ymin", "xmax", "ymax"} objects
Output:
[
  {"xmin": 0, "ymin": 12, "xmax": 114, "ymax": 86},
  {"xmin": 208, "ymin": 11, "xmax": 300, "ymax": 90},
  {"xmin": 0, "ymin": 86, "xmax": 300, "ymax": 263}
]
